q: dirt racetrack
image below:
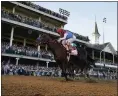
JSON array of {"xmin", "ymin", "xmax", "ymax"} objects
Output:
[{"xmin": 2, "ymin": 75, "xmax": 117, "ymax": 96}]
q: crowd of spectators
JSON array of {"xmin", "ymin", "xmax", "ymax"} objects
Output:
[
  {"xmin": 1, "ymin": 8, "xmax": 92, "ymax": 42},
  {"xmin": 1, "ymin": 62, "xmax": 62, "ymax": 77},
  {"xmin": 89, "ymin": 70, "xmax": 117, "ymax": 80},
  {"xmin": 17, "ymin": 1, "xmax": 67, "ymax": 21},
  {"xmin": 96, "ymin": 59, "xmax": 117, "ymax": 66},
  {"xmin": 74, "ymin": 33, "xmax": 90, "ymax": 42},
  {"xmin": 2, "ymin": 61, "xmax": 117, "ymax": 80},
  {"xmin": 2, "ymin": 42, "xmax": 54, "ymax": 60},
  {"xmin": 1, "ymin": 8, "xmax": 57, "ymax": 33}
]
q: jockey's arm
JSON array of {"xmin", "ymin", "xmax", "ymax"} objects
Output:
[{"xmin": 58, "ymin": 33, "xmax": 68, "ymax": 42}]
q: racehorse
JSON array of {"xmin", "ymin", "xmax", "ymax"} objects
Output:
[
  {"xmin": 37, "ymin": 34, "xmax": 70, "ymax": 81},
  {"xmin": 36, "ymin": 34, "xmax": 96, "ymax": 80}
]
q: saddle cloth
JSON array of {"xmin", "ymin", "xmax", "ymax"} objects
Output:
[{"xmin": 70, "ymin": 48, "xmax": 78, "ymax": 56}]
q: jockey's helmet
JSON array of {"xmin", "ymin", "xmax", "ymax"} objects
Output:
[{"xmin": 57, "ymin": 28, "xmax": 65, "ymax": 36}]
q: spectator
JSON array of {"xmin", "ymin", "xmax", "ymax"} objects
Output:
[
  {"xmin": 4, "ymin": 64, "xmax": 10, "ymax": 75},
  {"xmin": 18, "ymin": 1, "xmax": 67, "ymax": 21},
  {"xmin": 1, "ymin": 42, "xmax": 54, "ymax": 60},
  {"xmin": 1, "ymin": 8, "xmax": 58, "ymax": 33}
]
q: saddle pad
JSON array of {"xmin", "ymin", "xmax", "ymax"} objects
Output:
[{"xmin": 70, "ymin": 49, "xmax": 78, "ymax": 56}]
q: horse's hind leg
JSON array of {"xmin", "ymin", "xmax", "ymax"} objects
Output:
[{"xmin": 72, "ymin": 69, "xmax": 76, "ymax": 80}]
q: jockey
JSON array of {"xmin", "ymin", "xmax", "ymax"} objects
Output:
[
  {"xmin": 57, "ymin": 28, "xmax": 76, "ymax": 52},
  {"xmin": 70, "ymin": 43, "xmax": 78, "ymax": 55}
]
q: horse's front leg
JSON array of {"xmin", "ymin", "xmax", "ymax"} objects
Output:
[
  {"xmin": 62, "ymin": 70, "xmax": 68, "ymax": 81},
  {"xmin": 61, "ymin": 63, "xmax": 68, "ymax": 81}
]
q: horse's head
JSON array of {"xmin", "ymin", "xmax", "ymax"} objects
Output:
[{"xmin": 36, "ymin": 34, "xmax": 52, "ymax": 45}]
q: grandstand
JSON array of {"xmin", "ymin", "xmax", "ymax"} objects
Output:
[{"xmin": 1, "ymin": 1, "xmax": 117, "ymax": 78}]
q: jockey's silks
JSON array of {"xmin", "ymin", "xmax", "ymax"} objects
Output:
[{"xmin": 65, "ymin": 31, "xmax": 73, "ymax": 39}]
